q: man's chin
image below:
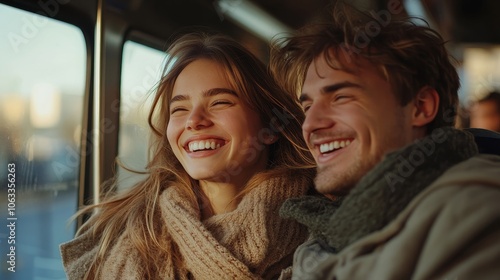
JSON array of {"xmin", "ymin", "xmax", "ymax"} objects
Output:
[
  {"xmin": 313, "ymin": 165, "xmax": 359, "ymax": 196},
  {"xmin": 314, "ymin": 156, "xmax": 377, "ymax": 196},
  {"xmin": 314, "ymin": 175, "xmax": 353, "ymax": 196}
]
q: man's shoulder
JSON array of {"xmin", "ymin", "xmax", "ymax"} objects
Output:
[
  {"xmin": 287, "ymin": 154, "xmax": 500, "ymax": 280},
  {"xmin": 429, "ymin": 153, "xmax": 500, "ymax": 191},
  {"xmin": 404, "ymin": 153, "xmax": 500, "ymax": 217},
  {"xmin": 408, "ymin": 169, "xmax": 500, "ymax": 225}
]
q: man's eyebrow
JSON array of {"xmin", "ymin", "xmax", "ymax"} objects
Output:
[
  {"xmin": 169, "ymin": 88, "xmax": 237, "ymax": 104},
  {"xmin": 299, "ymin": 93, "xmax": 310, "ymax": 103},
  {"xmin": 300, "ymin": 81, "xmax": 362, "ymax": 102},
  {"xmin": 322, "ymin": 81, "xmax": 361, "ymax": 93}
]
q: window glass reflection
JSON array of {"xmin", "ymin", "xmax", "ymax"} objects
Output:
[
  {"xmin": 118, "ymin": 41, "xmax": 165, "ymax": 190},
  {"xmin": 0, "ymin": 3, "xmax": 86, "ymax": 279}
]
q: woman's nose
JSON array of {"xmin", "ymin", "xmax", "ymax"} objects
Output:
[{"xmin": 186, "ymin": 107, "xmax": 212, "ymax": 130}]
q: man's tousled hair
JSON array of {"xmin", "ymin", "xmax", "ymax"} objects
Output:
[{"xmin": 270, "ymin": 2, "xmax": 460, "ymax": 132}]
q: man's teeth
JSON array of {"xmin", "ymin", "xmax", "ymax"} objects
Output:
[
  {"xmin": 188, "ymin": 140, "xmax": 221, "ymax": 152},
  {"xmin": 319, "ymin": 140, "xmax": 351, "ymax": 153}
]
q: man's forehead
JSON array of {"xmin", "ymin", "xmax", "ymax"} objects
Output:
[
  {"xmin": 302, "ymin": 60, "xmax": 356, "ymax": 99},
  {"xmin": 308, "ymin": 50, "xmax": 360, "ymax": 77},
  {"xmin": 307, "ymin": 49, "xmax": 388, "ymax": 85}
]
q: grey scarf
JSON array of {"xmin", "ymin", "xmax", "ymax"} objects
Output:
[{"xmin": 280, "ymin": 127, "xmax": 478, "ymax": 253}]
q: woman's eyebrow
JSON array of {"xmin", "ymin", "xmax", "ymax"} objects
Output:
[
  {"xmin": 203, "ymin": 88, "xmax": 238, "ymax": 97},
  {"xmin": 170, "ymin": 88, "xmax": 238, "ymax": 105},
  {"xmin": 170, "ymin": 94, "xmax": 189, "ymax": 104}
]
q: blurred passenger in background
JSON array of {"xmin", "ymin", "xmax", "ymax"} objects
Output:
[{"xmin": 469, "ymin": 91, "xmax": 500, "ymax": 132}]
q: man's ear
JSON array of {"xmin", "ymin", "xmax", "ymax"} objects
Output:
[{"xmin": 411, "ymin": 86, "xmax": 439, "ymax": 127}]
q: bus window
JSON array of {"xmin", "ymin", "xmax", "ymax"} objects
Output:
[
  {"xmin": 0, "ymin": 3, "xmax": 86, "ymax": 279},
  {"xmin": 117, "ymin": 40, "xmax": 165, "ymax": 190}
]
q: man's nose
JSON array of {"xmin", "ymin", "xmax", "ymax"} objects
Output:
[{"xmin": 302, "ymin": 101, "xmax": 335, "ymax": 134}]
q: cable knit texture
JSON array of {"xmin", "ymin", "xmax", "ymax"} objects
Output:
[{"xmin": 60, "ymin": 174, "xmax": 311, "ymax": 279}]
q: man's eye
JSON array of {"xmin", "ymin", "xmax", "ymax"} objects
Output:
[{"xmin": 334, "ymin": 94, "xmax": 352, "ymax": 102}]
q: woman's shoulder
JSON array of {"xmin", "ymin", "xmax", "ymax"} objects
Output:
[{"xmin": 60, "ymin": 228, "xmax": 100, "ymax": 279}]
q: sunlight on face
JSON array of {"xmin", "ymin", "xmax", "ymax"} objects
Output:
[
  {"xmin": 300, "ymin": 53, "xmax": 414, "ymax": 195},
  {"xmin": 166, "ymin": 59, "xmax": 269, "ymax": 187}
]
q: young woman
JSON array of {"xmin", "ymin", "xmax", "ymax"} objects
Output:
[{"xmin": 60, "ymin": 33, "xmax": 315, "ymax": 279}]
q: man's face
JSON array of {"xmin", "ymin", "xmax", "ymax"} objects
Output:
[{"xmin": 300, "ymin": 54, "xmax": 416, "ymax": 195}]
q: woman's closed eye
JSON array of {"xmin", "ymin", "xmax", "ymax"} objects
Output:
[
  {"xmin": 211, "ymin": 99, "xmax": 234, "ymax": 107},
  {"xmin": 170, "ymin": 106, "xmax": 188, "ymax": 115}
]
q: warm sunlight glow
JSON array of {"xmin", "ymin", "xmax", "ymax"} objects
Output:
[{"xmin": 30, "ymin": 83, "xmax": 61, "ymax": 128}]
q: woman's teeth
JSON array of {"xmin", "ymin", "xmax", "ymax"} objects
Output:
[{"xmin": 188, "ymin": 140, "xmax": 222, "ymax": 152}]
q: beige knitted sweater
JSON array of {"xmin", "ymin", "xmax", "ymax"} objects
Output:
[{"xmin": 60, "ymin": 175, "xmax": 311, "ymax": 279}]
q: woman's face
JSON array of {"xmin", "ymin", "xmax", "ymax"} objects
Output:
[{"xmin": 166, "ymin": 59, "xmax": 269, "ymax": 186}]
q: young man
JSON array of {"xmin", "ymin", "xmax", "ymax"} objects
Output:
[{"xmin": 271, "ymin": 4, "xmax": 500, "ymax": 280}]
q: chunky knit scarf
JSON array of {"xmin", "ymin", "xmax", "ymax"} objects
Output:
[
  {"xmin": 61, "ymin": 174, "xmax": 311, "ymax": 279},
  {"xmin": 280, "ymin": 127, "xmax": 478, "ymax": 253}
]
